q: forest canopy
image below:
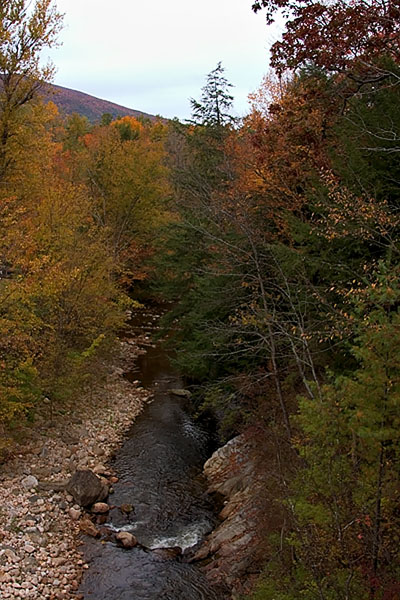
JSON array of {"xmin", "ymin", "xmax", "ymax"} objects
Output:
[{"xmin": 0, "ymin": 1, "xmax": 170, "ymax": 449}]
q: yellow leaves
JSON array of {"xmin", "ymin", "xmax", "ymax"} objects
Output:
[
  {"xmin": 313, "ymin": 169, "xmax": 399, "ymax": 242},
  {"xmin": 111, "ymin": 116, "xmax": 144, "ymax": 138},
  {"xmin": 76, "ymin": 117, "xmax": 171, "ymax": 275},
  {"xmin": 0, "ymin": 106, "xmax": 132, "ymax": 428}
]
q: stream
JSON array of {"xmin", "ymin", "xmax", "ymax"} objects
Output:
[{"xmin": 79, "ymin": 307, "xmax": 220, "ymax": 600}]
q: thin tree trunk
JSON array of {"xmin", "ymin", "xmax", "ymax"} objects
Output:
[
  {"xmin": 370, "ymin": 442, "xmax": 385, "ymax": 599},
  {"xmin": 247, "ymin": 235, "xmax": 292, "ymax": 440}
]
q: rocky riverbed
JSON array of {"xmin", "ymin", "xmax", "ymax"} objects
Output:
[
  {"xmin": 0, "ymin": 336, "xmax": 152, "ymax": 599},
  {"xmin": 0, "ymin": 309, "xmax": 281, "ymax": 600}
]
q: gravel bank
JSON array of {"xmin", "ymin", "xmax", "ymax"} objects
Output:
[{"xmin": 0, "ymin": 337, "xmax": 152, "ymax": 599}]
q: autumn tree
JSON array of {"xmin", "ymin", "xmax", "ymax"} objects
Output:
[
  {"xmin": 0, "ymin": 2, "xmax": 174, "ymax": 449},
  {"xmin": 0, "ymin": 0, "xmax": 63, "ymax": 178},
  {"xmin": 0, "ymin": 101, "xmax": 129, "ymax": 435},
  {"xmin": 252, "ymin": 0, "xmax": 400, "ymax": 77},
  {"xmin": 63, "ymin": 116, "xmax": 171, "ymax": 285}
]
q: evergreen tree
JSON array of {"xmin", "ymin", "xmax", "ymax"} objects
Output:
[{"xmin": 189, "ymin": 61, "xmax": 236, "ymax": 127}]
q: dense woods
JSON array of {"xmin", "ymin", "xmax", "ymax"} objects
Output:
[
  {"xmin": 1, "ymin": 0, "xmax": 400, "ymax": 598},
  {"xmin": 0, "ymin": 102, "xmax": 169, "ymax": 436},
  {"xmin": 152, "ymin": 2, "xmax": 400, "ymax": 597},
  {"xmin": 0, "ymin": 1, "xmax": 170, "ymax": 451}
]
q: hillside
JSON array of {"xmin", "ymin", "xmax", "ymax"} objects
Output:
[{"xmin": 43, "ymin": 83, "xmax": 156, "ymax": 123}]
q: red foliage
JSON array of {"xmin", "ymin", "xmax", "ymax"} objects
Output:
[{"xmin": 252, "ymin": 0, "xmax": 400, "ymax": 73}]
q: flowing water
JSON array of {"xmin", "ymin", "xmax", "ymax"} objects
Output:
[{"xmin": 79, "ymin": 308, "xmax": 220, "ymax": 600}]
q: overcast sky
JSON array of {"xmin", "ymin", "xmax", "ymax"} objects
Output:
[{"xmin": 45, "ymin": 0, "xmax": 282, "ymax": 121}]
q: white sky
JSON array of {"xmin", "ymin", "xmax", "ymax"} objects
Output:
[{"xmin": 45, "ymin": 0, "xmax": 282, "ymax": 121}]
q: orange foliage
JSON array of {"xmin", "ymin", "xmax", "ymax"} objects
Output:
[{"xmin": 218, "ymin": 73, "xmax": 337, "ymax": 241}]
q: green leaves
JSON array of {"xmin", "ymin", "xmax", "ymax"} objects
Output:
[{"xmin": 189, "ymin": 62, "xmax": 236, "ymax": 128}]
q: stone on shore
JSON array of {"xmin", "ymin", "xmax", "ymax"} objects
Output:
[
  {"xmin": 21, "ymin": 475, "xmax": 38, "ymax": 490},
  {"xmin": 91, "ymin": 502, "xmax": 110, "ymax": 514},
  {"xmin": 115, "ymin": 531, "xmax": 137, "ymax": 548},
  {"xmin": 79, "ymin": 517, "xmax": 100, "ymax": 538},
  {"xmin": 68, "ymin": 507, "xmax": 81, "ymax": 521},
  {"xmin": 66, "ymin": 470, "xmax": 108, "ymax": 508}
]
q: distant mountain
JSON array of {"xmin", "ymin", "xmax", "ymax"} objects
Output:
[{"xmin": 43, "ymin": 83, "xmax": 156, "ymax": 123}]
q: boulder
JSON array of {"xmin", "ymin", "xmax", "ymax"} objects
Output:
[
  {"xmin": 66, "ymin": 470, "xmax": 108, "ymax": 508},
  {"xmin": 79, "ymin": 517, "xmax": 100, "ymax": 538},
  {"xmin": 91, "ymin": 502, "xmax": 110, "ymax": 514},
  {"xmin": 115, "ymin": 531, "xmax": 137, "ymax": 548},
  {"xmin": 192, "ymin": 429, "xmax": 273, "ymax": 597},
  {"xmin": 21, "ymin": 475, "xmax": 38, "ymax": 490}
]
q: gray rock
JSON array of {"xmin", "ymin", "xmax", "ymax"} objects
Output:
[
  {"xmin": 68, "ymin": 508, "xmax": 81, "ymax": 521},
  {"xmin": 21, "ymin": 475, "xmax": 38, "ymax": 490},
  {"xmin": 66, "ymin": 470, "xmax": 108, "ymax": 508},
  {"xmin": 39, "ymin": 446, "xmax": 49, "ymax": 458}
]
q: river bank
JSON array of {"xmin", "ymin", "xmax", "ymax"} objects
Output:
[
  {"xmin": 0, "ymin": 305, "xmax": 276, "ymax": 600},
  {"xmin": 0, "ymin": 333, "xmax": 152, "ymax": 599},
  {"xmin": 194, "ymin": 427, "xmax": 282, "ymax": 598}
]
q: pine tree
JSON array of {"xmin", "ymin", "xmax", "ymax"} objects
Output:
[{"xmin": 189, "ymin": 61, "xmax": 236, "ymax": 127}]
